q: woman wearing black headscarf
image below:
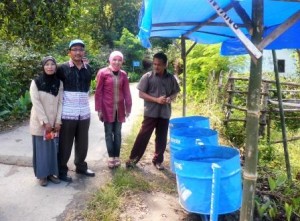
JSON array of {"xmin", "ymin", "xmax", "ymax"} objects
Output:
[{"xmin": 29, "ymin": 56, "xmax": 63, "ymax": 186}]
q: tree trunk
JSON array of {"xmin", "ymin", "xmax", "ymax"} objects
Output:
[{"xmin": 240, "ymin": 0, "xmax": 263, "ymax": 220}]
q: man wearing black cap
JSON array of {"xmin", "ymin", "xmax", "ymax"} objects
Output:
[{"xmin": 56, "ymin": 39, "xmax": 95, "ymax": 182}]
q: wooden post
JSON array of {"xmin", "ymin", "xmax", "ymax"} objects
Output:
[
  {"xmin": 218, "ymin": 70, "xmax": 224, "ymax": 90},
  {"xmin": 267, "ymin": 111, "xmax": 271, "ymax": 144},
  {"xmin": 218, "ymin": 70, "xmax": 224, "ymax": 103},
  {"xmin": 209, "ymin": 70, "xmax": 216, "ymax": 105},
  {"xmin": 224, "ymin": 71, "xmax": 234, "ymax": 126},
  {"xmin": 181, "ymin": 36, "xmax": 186, "ymax": 116},
  {"xmin": 240, "ymin": 0, "xmax": 263, "ymax": 220},
  {"xmin": 272, "ymin": 50, "xmax": 291, "ymax": 181}
]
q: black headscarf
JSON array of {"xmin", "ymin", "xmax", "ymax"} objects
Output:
[{"xmin": 34, "ymin": 56, "xmax": 60, "ymax": 96}]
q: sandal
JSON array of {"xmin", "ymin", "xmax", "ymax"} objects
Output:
[
  {"xmin": 114, "ymin": 157, "xmax": 121, "ymax": 167},
  {"xmin": 108, "ymin": 158, "xmax": 115, "ymax": 169}
]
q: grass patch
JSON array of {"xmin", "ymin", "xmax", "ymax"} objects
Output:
[
  {"xmin": 83, "ymin": 116, "xmax": 154, "ymax": 221},
  {"xmin": 121, "ymin": 114, "xmax": 144, "ymax": 161},
  {"xmin": 83, "ymin": 168, "xmax": 151, "ymax": 221}
]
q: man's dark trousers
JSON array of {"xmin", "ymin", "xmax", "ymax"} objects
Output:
[{"xmin": 58, "ymin": 118, "xmax": 90, "ymax": 175}]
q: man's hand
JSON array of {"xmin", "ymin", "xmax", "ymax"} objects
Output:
[
  {"xmin": 156, "ymin": 96, "xmax": 167, "ymax": 104},
  {"xmin": 166, "ymin": 97, "xmax": 171, "ymax": 103}
]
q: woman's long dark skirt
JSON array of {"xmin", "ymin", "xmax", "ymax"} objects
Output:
[{"xmin": 32, "ymin": 136, "xmax": 59, "ymax": 179}]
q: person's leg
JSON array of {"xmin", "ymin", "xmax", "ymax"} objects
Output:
[
  {"xmin": 113, "ymin": 121, "xmax": 122, "ymax": 157},
  {"xmin": 128, "ymin": 117, "xmax": 157, "ymax": 163},
  {"xmin": 104, "ymin": 122, "xmax": 114, "ymax": 157},
  {"xmin": 58, "ymin": 119, "xmax": 77, "ymax": 176},
  {"xmin": 74, "ymin": 118, "xmax": 90, "ymax": 172},
  {"xmin": 113, "ymin": 121, "xmax": 122, "ymax": 167},
  {"xmin": 32, "ymin": 136, "xmax": 37, "ymax": 177},
  {"xmin": 152, "ymin": 118, "xmax": 169, "ymax": 164}
]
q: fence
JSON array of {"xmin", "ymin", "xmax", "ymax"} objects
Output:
[{"xmin": 220, "ymin": 71, "xmax": 300, "ymax": 144}]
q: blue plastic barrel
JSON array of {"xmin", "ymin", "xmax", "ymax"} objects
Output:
[
  {"xmin": 169, "ymin": 116, "xmax": 210, "ymax": 134},
  {"xmin": 169, "ymin": 128, "xmax": 218, "ymax": 173},
  {"xmin": 174, "ymin": 145, "xmax": 242, "ymax": 217}
]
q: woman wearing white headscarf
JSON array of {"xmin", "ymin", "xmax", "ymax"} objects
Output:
[{"xmin": 95, "ymin": 51, "xmax": 132, "ymax": 169}]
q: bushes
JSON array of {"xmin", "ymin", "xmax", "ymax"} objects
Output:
[
  {"xmin": 0, "ymin": 40, "xmax": 40, "ymax": 122},
  {"xmin": 11, "ymin": 90, "xmax": 32, "ymax": 119},
  {"xmin": 0, "ymin": 60, "xmax": 30, "ymax": 121},
  {"xmin": 128, "ymin": 72, "xmax": 141, "ymax": 83}
]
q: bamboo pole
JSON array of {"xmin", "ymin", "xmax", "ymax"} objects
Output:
[
  {"xmin": 272, "ymin": 50, "xmax": 292, "ymax": 180},
  {"xmin": 259, "ymin": 82, "xmax": 269, "ymax": 136},
  {"xmin": 181, "ymin": 36, "xmax": 187, "ymax": 116},
  {"xmin": 240, "ymin": 0, "xmax": 263, "ymax": 220}
]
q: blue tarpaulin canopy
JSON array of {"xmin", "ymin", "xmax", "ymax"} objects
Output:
[
  {"xmin": 221, "ymin": 20, "xmax": 300, "ymax": 55},
  {"xmin": 138, "ymin": 0, "xmax": 300, "ymax": 56}
]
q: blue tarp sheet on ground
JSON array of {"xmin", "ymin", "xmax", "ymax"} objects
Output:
[{"xmin": 138, "ymin": 0, "xmax": 300, "ymax": 54}]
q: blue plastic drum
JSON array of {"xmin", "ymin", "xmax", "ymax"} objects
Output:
[
  {"xmin": 169, "ymin": 128, "xmax": 218, "ymax": 173},
  {"xmin": 169, "ymin": 116, "xmax": 210, "ymax": 134},
  {"xmin": 174, "ymin": 145, "xmax": 242, "ymax": 216}
]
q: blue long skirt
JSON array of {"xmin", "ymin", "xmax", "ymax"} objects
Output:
[{"xmin": 32, "ymin": 136, "xmax": 59, "ymax": 179}]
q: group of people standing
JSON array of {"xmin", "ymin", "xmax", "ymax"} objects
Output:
[{"xmin": 29, "ymin": 39, "xmax": 180, "ymax": 187}]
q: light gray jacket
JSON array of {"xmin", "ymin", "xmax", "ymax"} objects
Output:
[{"xmin": 29, "ymin": 80, "xmax": 63, "ymax": 136}]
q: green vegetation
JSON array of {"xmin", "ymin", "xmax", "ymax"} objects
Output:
[{"xmin": 84, "ymin": 169, "xmax": 151, "ymax": 221}]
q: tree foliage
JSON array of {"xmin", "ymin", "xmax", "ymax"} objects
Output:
[
  {"xmin": 185, "ymin": 43, "xmax": 246, "ymax": 101},
  {"xmin": 87, "ymin": 0, "xmax": 141, "ymax": 49},
  {"xmin": 0, "ymin": 0, "xmax": 71, "ymax": 51},
  {"xmin": 114, "ymin": 28, "xmax": 145, "ymax": 72},
  {"xmin": 0, "ymin": 39, "xmax": 41, "ymax": 120}
]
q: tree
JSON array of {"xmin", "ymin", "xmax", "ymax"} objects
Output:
[
  {"xmin": 114, "ymin": 28, "xmax": 145, "ymax": 72},
  {"xmin": 185, "ymin": 43, "xmax": 246, "ymax": 101},
  {"xmin": 89, "ymin": 0, "xmax": 141, "ymax": 48},
  {"xmin": 0, "ymin": 0, "xmax": 71, "ymax": 51}
]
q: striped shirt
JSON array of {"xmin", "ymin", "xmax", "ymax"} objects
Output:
[
  {"xmin": 57, "ymin": 60, "xmax": 92, "ymax": 120},
  {"xmin": 62, "ymin": 91, "xmax": 90, "ymax": 120}
]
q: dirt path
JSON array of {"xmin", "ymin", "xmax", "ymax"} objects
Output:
[{"xmin": 117, "ymin": 148, "xmax": 203, "ymax": 221}]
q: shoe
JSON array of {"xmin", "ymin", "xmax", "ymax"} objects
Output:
[
  {"xmin": 59, "ymin": 174, "xmax": 73, "ymax": 182},
  {"xmin": 39, "ymin": 178, "xmax": 48, "ymax": 187},
  {"xmin": 125, "ymin": 159, "xmax": 136, "ymax": 168},
  {"xmin": 108, "ymin": 158, "xmax": 115, "ymax": 169},
  {"xmin": 153, "ymin": 162, "xmax": 165, "ymax": 170},
  {"xmin": 76, "ymin": 169, "xmax": 95, "ymax": 177},
  {"xmin": 114, "ymin": 157, "xmax": 121, "ymax": 167},
  {"xmin": 48, "ymin": 175, "xmax": 61, "ymax": 184}
]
